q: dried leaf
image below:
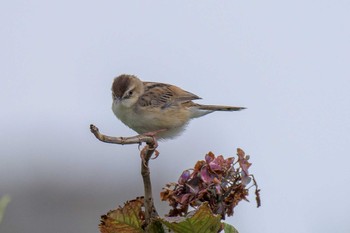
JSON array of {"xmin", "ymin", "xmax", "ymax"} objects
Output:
[
  {"xmin": 180, "ymin": 193, "xmax": 192, "ymax": 205},
  {"xmin": 162, "ymin": 148, "xmax": 260, "ymax": 220},
  {"xmin": 241, "ymin": 175, "xmax": 252, "ymax": 186},
  {"xmin": 99, "ymin": 198, "xmax": 145, "ymax": 233},
  {"xmin": 178, "ymin": 170, "xmax": 191, "ymax": 185},
  {"xmin": 237, "ymin": 148, "xmax": 252, "ymax": 176},
  {"xmin": 194, "ymin": 160, "xmax": 205, "ymax": 173},
  {"xmin": 200, "ymin": 166, "xmax": 214, "ymax": 183},
  {"xmin": 205, "ymin": 152, "xmax": 215, "ymax": 163}
]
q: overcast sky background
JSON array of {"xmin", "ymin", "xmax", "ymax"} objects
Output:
[{"xmin": 1, "ymin": 1, "xmax": 349, "ymax": 233}]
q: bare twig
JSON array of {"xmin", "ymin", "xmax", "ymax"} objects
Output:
[
  {"xmin": 140, "ymin": 145, "xmax": 159, "ymax": 225},
  {"xmin": 90, "ymin": 124, "xmax": 155, "ymax": 145},
  {"xmin": 89, "ymin": 124, "xmax": 159, "ymax": 225}
]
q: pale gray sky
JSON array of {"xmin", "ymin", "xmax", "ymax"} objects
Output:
[{"xmin": 1, "ymin": 1, "xmax": 349, "ymax": 232}]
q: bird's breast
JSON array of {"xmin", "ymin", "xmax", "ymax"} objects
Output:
[{"xmin": 112, "ymin": 102, "xmax": 192, "ymax": 135}]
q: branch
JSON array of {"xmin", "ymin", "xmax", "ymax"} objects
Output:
[
  {"xmin": 89, "ymin": 124, "xmax": 159, "ymax": 226},
  {"xmin": 90, "ymin": 124, "xmax": 155, "ymax": 145},
  {"xmin": 140, "ymin": 145, "xmax": 159, "ymax": 225}
]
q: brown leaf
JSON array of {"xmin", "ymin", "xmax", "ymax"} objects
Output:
[
  {"xmin": 99, "ymin": 197, "xmax": 144, "ymax": 233},
  {"xmin": 237, "ymin": 148, "xmax": 252, "ymax": 176},
  {"xmin": 205, "ymin": 151, "xmax": 215, "ymax": 163}
]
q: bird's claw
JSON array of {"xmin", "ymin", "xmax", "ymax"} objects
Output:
[
  {"xmin": 151, "ymin": 150, "xmax": 160, "ymax": 159},
  {"xmin": 139, "ymin": 144, "xmax": 160, "ymax": 167},
  {"xmin": 139, "ymin": 129, "xmax": 166, "ymax": 165},
  {"xmin": 139, "ymin": 129, "xmax": 165, "ymax": 155}
]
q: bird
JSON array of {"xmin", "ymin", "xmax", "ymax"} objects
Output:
[{"xmin": 111, "ymin": 74, "xmax": 245, "ymax": 140}]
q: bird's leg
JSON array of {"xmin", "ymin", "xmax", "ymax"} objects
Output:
[
  {"xmin": 142, "ymin": 129, "xmax": 166, "ymax": 147},
  {"xmin": 139, "ymin": 129, "xmax": 166, "ymax": 161}
]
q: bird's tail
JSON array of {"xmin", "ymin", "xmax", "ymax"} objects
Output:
[{"xmin": 197, "ymin": 104, "xmax": 246, "ymax": 111}]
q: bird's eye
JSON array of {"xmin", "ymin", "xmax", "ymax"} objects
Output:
[{"xmin": 128, "ymin": 91, "xmax": 133, "ymax": 96}]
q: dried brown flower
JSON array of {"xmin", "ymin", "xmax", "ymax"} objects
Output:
[{"xmin": 160, "ymin": 148, "xmax": 260, "ymax": 219}]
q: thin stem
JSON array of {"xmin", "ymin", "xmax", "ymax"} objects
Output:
[
  {"xmin": 141, "ymin": 145, "xmax": 159, "ymax": 225},
  {"xmin": 89, "ymin": 124, "xmax": 159, "ymax": 225}
]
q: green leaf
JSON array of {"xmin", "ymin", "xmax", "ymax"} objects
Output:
[
  {"xmin": 145, "ymin": 220, "xmax": 166, "ymax": 233},
  {"xmin": 99, "ymin": 198, "xmax": 145, "ymax": 233},
  {"xmin": 0, "ymin": 195, "xmax": 11, "ymax": 224},
  {"xmin": 223, "ymin": 222, "xmax": 239, "ymax": 233},
  {"xmin": 160, "ymin": 203, "xmax": 222, "ymax": 233}
]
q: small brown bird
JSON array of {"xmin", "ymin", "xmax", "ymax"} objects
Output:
[{"xmin": 111, "ymin": 74, "xmax": 245, "ymax": 139}]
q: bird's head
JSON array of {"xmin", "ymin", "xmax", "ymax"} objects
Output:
[{"xmin": 111, "ymin": 74, "xmax": 144, "ymax": 108}]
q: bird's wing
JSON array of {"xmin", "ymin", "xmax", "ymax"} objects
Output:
[{"xmin": 138, "ymin": 82, "xmax": 201, "ymax": 108}]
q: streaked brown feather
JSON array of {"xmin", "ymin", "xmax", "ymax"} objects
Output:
[{"xmin": 139, "ymin": 82, "xmax": 201, "ymax": 108}]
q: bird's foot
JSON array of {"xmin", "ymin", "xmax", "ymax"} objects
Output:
[
  {"xmin": 142, "ymin": 129, "xmax": 167, "ymax": 136},
  {"xmin": 140, "ymin": 145, "xmax": 160, "ymax": 168},
  {"xmin": 142, "ymin": 129, "xmax": 167, "ymax": 150},
  {"xmin": 139, "ymin": 129, "xmax": 166, "ymax": 162}
]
